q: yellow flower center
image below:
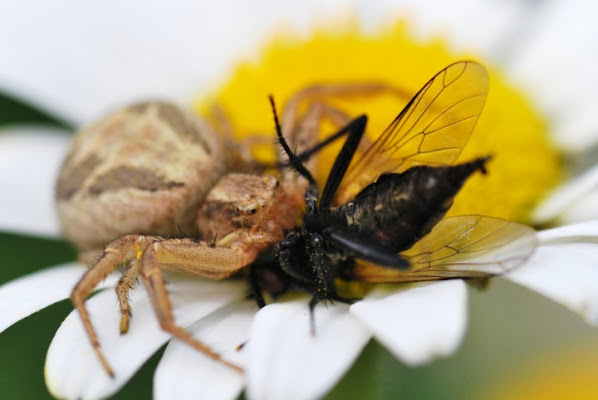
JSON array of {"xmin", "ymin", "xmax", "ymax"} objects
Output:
[{"xmin": 195, "ymin": 22, "xmax": 561, "ymax": 223}]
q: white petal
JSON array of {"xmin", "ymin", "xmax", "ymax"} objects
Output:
[
  {"xmin": 506, "ymin": 244, "xmax": 598, "ymax": 325},
  {"xmin": 154, "ymin": 301, "xmax": 256, "ymax": 400},
  {"xmin": 532, "ymin": 164, "xmax": 598, "ymax": 224},
  {"xmin": 554, "ymin": 104, "xmax": 598, "ymax": 151},
  {"xmin": 373, "ymin": 0, "xmax": 532, "ymax": 59},
  {"xmin": 0, "ymin": 262, "xmax": 116, "ymax": 334},
  {"xmin": 351, "ymin": 280, "xmax": 467, "ymax": 366},
  {"xmin": 507, "ymin": 1, "xmax": 598, "ymax": 150},
  {"xmin": 45, "ymin": 276, "xmax": 245, "ymax": 400},
  {"xmin": 558, "ymin": 191, "xmax": 598, "ymax": 224},
  {"xmin": 0, "ymin": 127, "xmax": 71, "ymax": 236},
  {"xmin": 0, "ymin": 0, "xmax": 356, "ymax": 124},
  {"xmin": 536, "ymin": 220, "xmax": 598, "ymax": 244},
  {"xmin": 246, "ymin": 300, "xmax": 371, "ymax": 400}
]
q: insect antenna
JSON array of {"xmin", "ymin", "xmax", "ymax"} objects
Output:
[
  {"xmin": 268, "ymin": 95, "xmax": 317, "ymax": 186},
  {"xmin": 270, "ymin": 91, "xmax": 369, "ymax": 211}
]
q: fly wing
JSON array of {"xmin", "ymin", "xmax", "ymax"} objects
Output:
[
  {"xmin": 335, "ymin": 61, "xmax": 489, "ymax": 204},
  {"xmin": 349, "ymin": 216, "xmax": 537, "ymax": 283}
]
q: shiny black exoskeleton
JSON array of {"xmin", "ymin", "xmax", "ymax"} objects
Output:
[
  {"xmin": 337, "ymin": 157, "xmax": 489, "ymax": 253},
  {"xmin": 251, "ymin": 97, "xmax": 489, "ymax": 329}
]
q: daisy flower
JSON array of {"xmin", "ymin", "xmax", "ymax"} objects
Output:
[{"xmin": 1, "ymin": 1, "xmax": 598, "ymax": 400}]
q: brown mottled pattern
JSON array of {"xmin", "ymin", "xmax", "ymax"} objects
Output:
[
  {"xmin": 202, "ymin": 202, "xmax": 243, "ymax": 228},
  {"xmin": 56, "ymin": 155, "xmax": 102, "ymax": 200},
  {"xmin": 156, "ymin": 103, "xmax": 211, "ymax": 153},
  {"xmin": 127, "ymin": 102, "xmax": 153, "ymax": 114},
  {"xmin": 216, "ymin": 173, "xmax": 277, "ymax": 203},
  {"xmin": 88, "ymin": 166, "xmax": 184, "ymax": 195}
]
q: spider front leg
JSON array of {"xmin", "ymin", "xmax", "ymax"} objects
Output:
[
  {"xmin": 72, "ymin": 235, "xmax": 254, "ymax": 377},
  {"xmin": 115, "ymin": 258, "xmax": 141, "ymax": 334},
  {"xmin": 280, "ymin": 82, "xmax": 415, "ymax": 164},
  {"xmin": 71, "ymin": 235, "xmax": 140, "ymax": 377},
  {"xmin": 281, "ymin": 83, "xmax": 412, "ymax": 138},
  {"xmin": 140, "ymin": 241, "xmax": 244, "ymax": 373}
]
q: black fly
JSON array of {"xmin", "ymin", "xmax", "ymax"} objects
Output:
[{"xmin": 251, "ymin": 61, "xmax": 537, "ymax": 331}]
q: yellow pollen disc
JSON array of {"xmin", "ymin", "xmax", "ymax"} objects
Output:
[
  {"xmin": 196, "ymin": 21, "xmax": 561, "ymax": 222},
  {"xmin": 136, "ymin": 250, "xmax": 142, "ymax": 260}
]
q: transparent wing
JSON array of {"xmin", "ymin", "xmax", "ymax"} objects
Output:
[
  {"xmin": 335, "ymin": 61, "xmax": 489, "ymax": 204},
  {"xmin": 350, "ymin": 216, "xmax": 537, "ymax": 283}
]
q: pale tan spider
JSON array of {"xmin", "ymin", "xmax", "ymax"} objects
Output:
[{"xmin": 56, "ymin": 85, "xmax": 407, "ymax": 376}]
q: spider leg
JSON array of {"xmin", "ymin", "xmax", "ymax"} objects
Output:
[
  {"xmin": 155, "ymin": 238, "xmax": 256, "ymax": 279},
  {"xmin": 281, "ymin": 102, "xmax": 352, "ymax": 169},
  {"xmin": 140, "ymin": 243, "xmax": 244, "ymax": 373},
  {"xmin": 279, "ymin": 82, "xmax": 413, "ymax": 172},
  {"xmin": 115, "ymin": 258, "xmax": 141, "ymax": 334},
  {"xmin": 74, "ymin": 234, "xmax": 256, "ymax": 377},
  {"xmin": 281, "ymin": 83, "xmax": 412, "ymax": 138},
  {"xmin": 71, "ymin": 234, "xmax": 140, "ymax": 378}
]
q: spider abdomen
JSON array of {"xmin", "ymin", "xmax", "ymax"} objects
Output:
[{"xmin": 56, "ymin": 102, "xmax": 229, "ymax": 253}]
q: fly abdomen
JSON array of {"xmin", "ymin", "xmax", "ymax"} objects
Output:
[{"xmin": 338, "ymin": 156, "xmax": 490, "ymax": 252}]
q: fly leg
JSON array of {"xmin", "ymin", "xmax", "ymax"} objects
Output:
[
  {"xmin": 248, "ymin": 264, "xmax": 267, "ymax": 308},
  {"xmin": 305, "ymin": 232, "xmax": 340, "ymax": 336}
]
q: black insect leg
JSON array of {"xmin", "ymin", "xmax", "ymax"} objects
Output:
[
  {"xmin": 319, "ymin": 115, "xmax": 367, "ymax": 209},
  {"xmin": 293, "ymin": 116, "xmax": 365, "ymax": 167},
  {"xmin": 325, "ymin": 226, "xmax": 409, "ymax": 269},
  {"xmin": 248, "ymin": 264, "xmax": 266, "ymax": 308},
  {"xmin": 306, "ymin": 287, "xmax": 361, "ymax": 336},
  {"xmin": 305, "ymin": 232, "xmax": 339, "ymax": 335},
  {"xmin": 308, "ymin": 295, "xmax": 319, "ymax": 336}
]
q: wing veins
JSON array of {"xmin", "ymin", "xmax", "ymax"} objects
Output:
[
  {"xmin": 392, "ymin": 71, "xmax": 483, "ymax": 150},
  {"xmin": 420, "ymin": 115, "xmax": 480, "ymax": 138},
  {"xmin": 456, "ymin": 229, "xmax": 529, "ymax": 254},
  {"xmin": 411, "ymin": 253, "xmax": 527, "ymax": 271},
  {"xmin": 408, "ymin": 229, "xmax": 533, "ymax": 271},
  {"xmin": 334, "ymin": 61, "xmax": 489, "ymax": 204},
  {"xmin": 364, "ymin": 81, "xmax": 485, "ymax": 168},
  {"xmin": 421, "ymin": 93, "xmax": 486, "ymax": 134},
  {"xmin": 391, "ymin": 82, "xmax": 446, "ymax": 149}
]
